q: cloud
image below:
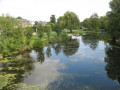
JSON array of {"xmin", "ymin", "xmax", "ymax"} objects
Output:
[{"xmin": 23, "ymin": 56, "xmax": 66, "ymax": 89}]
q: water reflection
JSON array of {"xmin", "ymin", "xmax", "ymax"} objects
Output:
[
  {"xmin": 46, "ymin": 46, "xmax": 52, "ymax": 58},
  {"xmin": 34, "ymin": 48, "xmax": 45, "ymax": 63},
  {"xmin": 0, "ymin": 34, "xmax": 120, "ymax": 90},
  {"xmin": 50, "ymin": 37, "xmax": 79, "ymax": 57},
  {"xmin": 62, "ymin": 37, "xmax": 79, "ymax": 56},
  {"xmin": 52, "ymin": 44, "xmax": 62, "ymax": 56},
  {"xmin": 0, "ymin": 50, "xmax": 34, "ymax": 89},
  {"xmin": 22, "ymin": 58, "xmax": 66, "ymax": 90},
  {"xmin": 105, "ymin": 45, "xmax": 120, "ymax": 84},
  {"xmin": 81, "ymin": 34, "xmax": 99, "ymax": 50}
]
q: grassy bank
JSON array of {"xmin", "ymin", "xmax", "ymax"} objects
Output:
[
  {"xmin": 31, "ymin": 31, "xmax": 57, "ymax": 48},
  {"xmin": 31, "ymin": 30, "xmax": 99, "ymax": 48}
]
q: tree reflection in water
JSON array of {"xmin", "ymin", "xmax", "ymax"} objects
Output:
[
  {"xmin": 104, "ymin": 45, "xmax": 120, "ymax": 84},
  {"xmin": 52, "ymin": 44, "xmax": 62, "ymax": 56},
  {"xmin": 34, "ymin": 48, "xmax": 45, "ymax": 63},
  {"xmin": 62, "ymin": 37, "xmax": 79, "ymax": 56},
  {"xmin": 81, "ymin": 34, "xmax": 99, "ymax": 50},
  {"xmin": 48, "ymin": 37, "xmax": 79, "ymax": 57},
  {"xmin": 0, "ymin": 50, "xmax": 34, "ymax": 89},
  {"xmin": 46, "ymin": 46, "xmax": 52, "ymax": 58}
]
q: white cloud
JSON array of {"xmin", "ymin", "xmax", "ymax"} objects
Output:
[
  {"xmin": 23, "ymin": 58, "xmax": 66, "ymax": 89},
  {"xmin": 0, "ymin": 0, "xmax": 111, "ymax": 21}
]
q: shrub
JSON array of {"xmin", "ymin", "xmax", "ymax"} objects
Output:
[{"xmin": 33, "ymin": 40, "xmax": 43, "ymax": 49}]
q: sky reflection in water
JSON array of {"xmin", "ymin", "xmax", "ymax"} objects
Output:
[{"xmin": 21, "ymin": 35, "xmax": 120, "ymax": 90}]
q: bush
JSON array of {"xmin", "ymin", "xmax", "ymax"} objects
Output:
[
  {"xmin": 33, "ymin": 40, "xmax": 43, "ymax": 49},
  {"xmin": 60, "ymin": 33, "xmax": 69, "ymax": 39}
]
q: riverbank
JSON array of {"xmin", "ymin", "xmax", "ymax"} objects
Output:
[
  {"xmin": 31, "ymin": 30, "xmax": 98, "ymax": 46},
  {"xmin": 0, "ymin": 30, "xmax": 98, "ymax": 58}
]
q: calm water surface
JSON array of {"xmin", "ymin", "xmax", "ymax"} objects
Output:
[{"xmin": 0, "ymin": 34, "xmax": 120, "ymax": 90}]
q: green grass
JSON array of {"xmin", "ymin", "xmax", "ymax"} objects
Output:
[
  {"xmin": 30, "ymin": 31, "xmax": 57, "ymax": 47},
  {"xmin": 30, "ymin": 30, "xmax": 99, "ymax": 48}
]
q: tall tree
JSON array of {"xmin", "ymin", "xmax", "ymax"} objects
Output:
[
  {"xmin": 89, "ymin": 13, "xmax": 100, "ymax": 31},
  {"xmin": 50, "ymin": 15, "xmax": 56, "ymax": 24},
  {"xmin": 63, "ymin": 11, "xmax": 80, "ymax": 33},
  {"xmin": 82, "ymin": 18, "xmax": 91, "ymax": 29},
  {"xmin": 37, "ymin": 23, "xmax": 44, "ymax": 38},
  {"xmin": 99, "ymin": 16, "xmax": 108, "ymax": 30},
  {"xmin": 107, "ymin": 0, "xmax": 120, "ymax": 43}
]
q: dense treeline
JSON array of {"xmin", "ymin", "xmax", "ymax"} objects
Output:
[
  {"xmin": 81, "ymin": 0, "xmax": 120, "ymax": 36},
  {"xmin": 0, "ymin": 16, "xmax": 33, "ymax": 57}
]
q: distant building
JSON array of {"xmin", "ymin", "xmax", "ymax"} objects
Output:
[
  {"xmin": 39, "ymin": 21, "xmax": 47, "ymax": 26},
  {"xmin": 16, "ymin": 19, "xmax": 33, "ymax": 28}
]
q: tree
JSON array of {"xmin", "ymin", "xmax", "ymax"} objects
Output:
[
  {"xmin": 54, "ymin": 23, "xmax": 63, "ymax": 37},
  {"xmin": 50, "ymin": 15, "xmax": 56, "ymax": 23},
  {"xmin": 34, "ymin": 21, "xmax": 39, "ymax": 25},
  {"xmin": 44, "ymin": 25, "xmax": 51, "ymax": 39},
  {"xmin": 99, "ymin": 16, "xmax": 108, "ymax": 30},
  {"xmin": 63, "ymin": 11, "xmax": 80, "ymax": 33},
  {"xmin": 57, "ymin": 16, "xmax": 63, "ymax": 23},
  {"xmin": 81, "ymin": 18, "xmax": 91, "ymax": 29},
  {"xmin": 89, "ymin": 13, "xmax": 100, "ymax": 31},
  {"xmin": 107, "ymin": 0, "xmax": 120, "ymax": 43},
  {"xmin": 37, "ymin": 23, "xmax": 44, "ymax": 38},
  {"xmin": 16, "ymin": 16, "xmax": 23, "ymax": 19},
  {"xmin": 53, "ymin": 16, "xmax": 65, "ymax": 36},
  {"xmin": 47, "ymin": 22, "xmax": 55, "ymax": 31}
]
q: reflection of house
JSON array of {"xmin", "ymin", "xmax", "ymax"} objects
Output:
[
  {"xmin": 39, "ymin": 21, "xmax": 47, "ymax": 26},
  {"xmin": 17, "ymin": 19, "xmax": 34, "ymax": 28}
]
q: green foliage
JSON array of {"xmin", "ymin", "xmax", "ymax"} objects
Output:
[
  {"xmin": 81, "ymin": 18, "xmax": 91, "ymax": 29},
  {"xmin": 63, "ymin": 11, "xmax": 80, "ymax": 33},
  {"xmin": 53, "ymin": 23, "xmax": 63, "ymax": 36},
  {"xmin": 44, "ymin": 25, "xmax": 51, "ymax": 39},
  {"xmin": 0, "ymin": 16, "xmax": 32, "ymax": 56},
  {"xmin": 82, "ymin": 13, "xmax": 100, "ymax": 31},
  {"xmin": 47, "ymin": 22, "xmax": 55, "ymax": 30},
  {"xmin": 24, "ymin": 27, "xmax": 33, "ymax": 45},
  {"xmin": 60, "ymin": 33, "xmax": 69, "ymax": 39},
  {"xmin": 57, "ymin": 16, "xmax": 64, "ymax": 23},
  {"xmin": 99, "ymin": 16, "xmax": 108, "ymax": 30},
  {"xmin": 33, "ymin": 40, "xmax": 43, "ymax": 48},
  {"xmin": 0, "ymin": 52, "xmax": 34, "ymax": 90},
  {"xmin": 16, "ymin": 16, "xmax": 23, "ymax": 19},
  {"xmin": 89, "ymin": 13, "xmax": 100, "ymax": 31},
  {"xmin": 37, "ymin": 23, "xmax": 44, "ymax": 38},
  {"xmin": 107, "ymin": 0, "xmax": 120, "ymax": 36},
  {"xmin": 50, "ymin": 15, "xmax": 56, "ymax": 23},
  {"xmin": 0, "ymin": 75, "xmax": 8, "ymax": 89}
]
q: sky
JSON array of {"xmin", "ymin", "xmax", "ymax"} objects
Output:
[{"xmin": 0, "ymin": 0, "xmax": 111, "ymax": 22}]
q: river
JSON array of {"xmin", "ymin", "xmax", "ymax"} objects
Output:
[{"xmin": 0, "ymin": 33, "xmax": 120, "ymax": 90}]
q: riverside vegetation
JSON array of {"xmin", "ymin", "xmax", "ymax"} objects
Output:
[{"xmin": 0, "ymin": 0, "xmax": 120, "ymax": 89}]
